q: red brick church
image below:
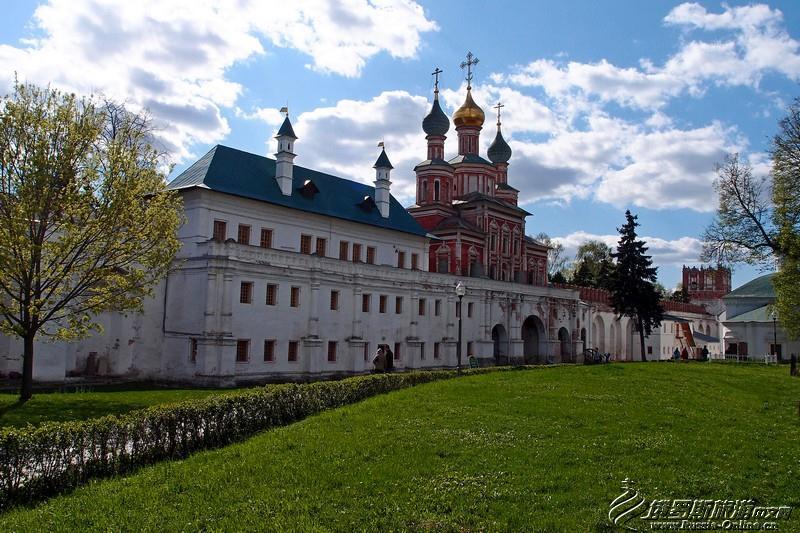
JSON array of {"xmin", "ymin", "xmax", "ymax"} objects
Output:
[{"xmin": 408, "ymin": 58, "xmax": 548, "ymax": 285}]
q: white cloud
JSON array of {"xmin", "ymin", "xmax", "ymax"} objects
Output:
[
  {"xmin": 283, "ymin": 90, "xmax": 430, "ymax": 203},
  {"xmin": 274, "ymin": 82, "xmax": 742, "ymax": 212},
  {"xmin": 0, "ymin": 0, "xmax": 437, "ymax": 161},
  {"xmin": 498, "ymin": 3, "xmax": 800, "ymax": 110},
  {"xmin": 553, "ymin": 231, "xmax": 703, "ymax": 267}
]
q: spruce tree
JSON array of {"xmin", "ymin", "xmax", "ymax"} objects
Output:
[{"xmin": 608, "ymin": 210, "xmax": 664, "ymax": 361}]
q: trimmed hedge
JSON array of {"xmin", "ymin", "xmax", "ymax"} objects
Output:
[{"xmin": 0, "ymin": 367, "xmax": 507, "ymax": 510}]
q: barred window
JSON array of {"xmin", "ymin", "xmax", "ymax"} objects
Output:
[
  {"xmin": 266, "ymin": 284, "xmax": 278, "ymax": 306},
  {"xmin": 213, "ymin": 220, "xmax": 227, "ymax": 242},
  {"xmin": 237, "ymin": 224, "xmax": 251, "ymax": 245},
  {"xmin": 236, "ymin": 340, "xmax": 249, "ymax": 362},
  {"xmin": 263, "ymin": 340, "xmax": 275, "ymax": 362},
  {"xmin": 260, "ymin": 228, "xmax": 273, "ymax": 248},
  {"xmin": 240, "ymin": 282, "xmax": 253, "ymax": 304}
]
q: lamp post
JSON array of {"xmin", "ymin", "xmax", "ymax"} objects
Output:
[
  {"xmin": 456, "ymin": 281, "xmax": 466, "ymax": 374},
  {"xmin": 770, "ymin": 309, "xmax": 778, "ymax": 362}
]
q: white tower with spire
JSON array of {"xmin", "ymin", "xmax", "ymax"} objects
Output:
[
  {"xmin": 373, "ymin": 144, "xmax": 393, "ymax": 218},
  {"xmin": 274, "ymin": 110, "xmax": 297, "ymax": 196}
]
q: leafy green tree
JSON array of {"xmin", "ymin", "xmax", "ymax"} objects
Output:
[
  {"xmin": 771, "ymin": 99, "xmax": 800, "ymax": 339},
  {"xmin": 596, "ymin": 257, "xmax": 616, "ymax": 291},
  {"xmin": 0, "ymin": 83, "xmax": 183, "ymax": 400},
  {"xmin": 574, "ymin": 240, "xmax": 612, "ymax": 286},
  {"xmin": 608, "ymin": 210, "xmax": 664, "ymax": 361},
  {"xmin": 701, "ymin": 154, "xmax": 780, "ymax": 266},
  {"xmin": 669, "ymin": 284, "xmax": 691, "ymax": 303},
  {"xmin": 550, "ymin": 271, "xmax": 567, "ymax": 284},
  {"xmin": 569, "ymin": 260, "xmax": 593, "ymax": 286},
  {"xmin": 702, "ymin": 99, "xmax": 800, "ymax": 339},
  {"xmin": 534, "ymin": 232, "xmax": 567, "ymax": 280}
]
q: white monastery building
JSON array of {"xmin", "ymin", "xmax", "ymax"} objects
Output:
[{"xmin": 0, "ymin": 64, "xmax": 733, "ymax": 384}]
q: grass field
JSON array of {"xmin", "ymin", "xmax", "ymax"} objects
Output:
[
  {"xmin": 0, "ymin": 387, "xmax": 230, "ymax": 428},
  {"xmin": 1, "ymin": 363, "xmax": 799, "ymax": 531}
]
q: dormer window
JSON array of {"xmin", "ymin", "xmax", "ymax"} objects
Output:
[
  {"xmin": 299, "ymin": 179, "xmax": 319, "ymax": 198},
  {"xmin": 358, "ymin": 195, "xmax": 377, "ymax": 212}
]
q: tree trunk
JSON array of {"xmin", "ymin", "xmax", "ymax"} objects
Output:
[
  {"xmin": 638, "ymin": 316, "xmax": 647, "ymax": 362},
  {"xmin": 20, "ymin": 333, "xmax": 34, "ymax": 402}
]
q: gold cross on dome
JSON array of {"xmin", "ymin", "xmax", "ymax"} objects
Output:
[
  {"xmin": 460, "ymin": 51, "xmax": 479, "ymax": 89},
  {"xmin": 431, "ymin": 67, "xmax": 443, "ymax": 93}
]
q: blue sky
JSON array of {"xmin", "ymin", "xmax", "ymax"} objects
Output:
[{"xmin": 2, "ymin": 1, "xmax": 798, "ymax": 289}]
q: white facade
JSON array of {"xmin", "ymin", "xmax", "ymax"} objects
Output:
[{"xmin": 0, "ymin": 185, "xmax": 585, "ymax": 384}]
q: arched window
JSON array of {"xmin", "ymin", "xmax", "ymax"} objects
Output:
[
  {"xmin": 434, "ymin": 180, "xmax": 440, "ymax": 202},
  {"xmin": 422, "ymin": 180, "xmax": 427, "ymax": 203}
]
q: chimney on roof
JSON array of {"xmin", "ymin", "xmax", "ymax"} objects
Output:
[
  {"xmin": 373, "ymin": 144, "xmax": 393, "ymax": 218},
  {"xmin": 275, "ymin": 112, "xmax": 297, "ymax": 196}
]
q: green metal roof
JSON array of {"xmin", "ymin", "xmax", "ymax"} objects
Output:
[
  {"xmin": 448, "ymin": 153, "xmax": 493, "ymax": 166},
  {"xmin": 724, "ymin": 273, "xmax": 775, "ymax": 299},
  {"xmin": 168, "ymin": 145, "xmax": 428, "ymax": 237},
  {"xmin": 726, "ymin": 304, "xmax": 772, "ymax": 323}
]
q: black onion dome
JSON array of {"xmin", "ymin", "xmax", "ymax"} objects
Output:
[
  {"xmin": 487, "ymin": 128, "xmax": 512, "ymax": 164},
  {"xmin": 422, "ymin": 97, "xmax": 450, "ymax": 136}
]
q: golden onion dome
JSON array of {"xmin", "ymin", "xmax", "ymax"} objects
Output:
[{"xmin": 452, "ymin": 88, "xmax": 485, "ymax": 128}]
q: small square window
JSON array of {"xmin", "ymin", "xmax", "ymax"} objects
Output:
[
  {"xmin": 213, "ymin": 220, "xmax": 227, "ymax": 242},
  {"xmin": 237, "ymin": 224, "xmax": 251, "ymax": 245},
  {"xmin": 290, "ymin": 286, "xmax": 300, "ymax": 308},
  {"xmin": 236, "ymin": 340, "xmax": 249, "ymax": 363},
  {"xmin": 266, "ymin": 284, "xmax": 278, "ymax": 306},
  {"xmin": 260, "ymin": 228, "xmax": 273, "ymax": 248},
  {"xmin": 327, "ymin": 341, "xmax": 337, "ymax": 362},
  {"xmin": 240, "ymin": 282, "xmax": 253, "ymax": 304},
  {"xmin": 362, "ymin": 293, "xmax": 371, "ymax": 313},
  {"xmin": 264, "ymin": 340, "xmax": 275, "ymax": 362},
  {"xmin": 330, "ymin": 290, "xmax": 339, "ymax": 310},
  {"xmin": 300, "ymin": 234, "xmax": 312, "ymax": 254}
]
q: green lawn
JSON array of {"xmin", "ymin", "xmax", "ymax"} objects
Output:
[
  {"xmin": 0, "ymin": 387, "xmax": 230, "ymax": 428},
  {"xmin": 1, "ymin": 363, "xmax": 799, "ymax": 531}
]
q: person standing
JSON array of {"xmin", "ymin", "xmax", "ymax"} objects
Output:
[
  {"xmin": 384, "ymin": 345, "xmax": 394, "ymax": 372},
  {"xmin": 372, "ymin": 346, "xmax": 386, "ymax": 373}
]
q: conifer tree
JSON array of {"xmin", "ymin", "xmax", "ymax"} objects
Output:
[{"xmin": 608, "ymin": 210, "xmax": 664, "ymax": 361}]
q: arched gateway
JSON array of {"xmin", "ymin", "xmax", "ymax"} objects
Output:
[
  {"xmin": 491, "ymin": 324, "xmax": 508, "ymax": 364},
  {"xmin": 522, "ymin": 315, "xmax": 547, "ymax": 364}
]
